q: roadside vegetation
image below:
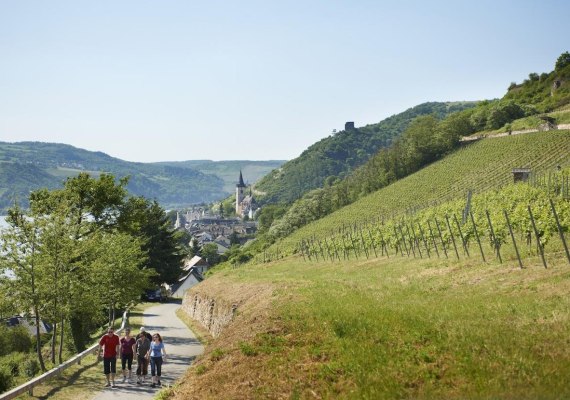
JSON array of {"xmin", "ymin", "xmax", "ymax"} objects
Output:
[
  {"xmin": 0, "ymin": 173, "xmax": 184, "ymax": 395},
  {"xmin": 7, "ymin": 302, "xmax": 152, "ymax": 400}
]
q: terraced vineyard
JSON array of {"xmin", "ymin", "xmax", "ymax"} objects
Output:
[{"xmin": 273, "ymin": 130, "xmax": 570, "ymax": 254}]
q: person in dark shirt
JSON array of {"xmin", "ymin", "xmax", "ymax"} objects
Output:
[
  {"xmin": 134, "ymin": 327, "xmax": 152, "ymax": 384},
  {"xmin": 120, "ymin": 328, "xmax": 136, "ymax": 383}
]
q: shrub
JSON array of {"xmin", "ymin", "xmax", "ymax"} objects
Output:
[
  {"xmin": 0, "ymin": 325, "xmax": 34, "ymax": 355},
  {"xmin": 0, "ymin": 365, "xmax": 13, "ymax": 392},
  {"xmin": 0, "ymin": 352, "xmax": 28, "ymax": 376},
  {"xmin": 23, "ymin": 357, "xmax": 40, "ymax": 377}
]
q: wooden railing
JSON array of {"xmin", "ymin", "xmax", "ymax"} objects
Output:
[{"xmin": 0, "ymin": 311, "xmax": 128, "ymax": 399}]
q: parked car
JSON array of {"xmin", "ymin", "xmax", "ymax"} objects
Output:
[{"xmin": 143, "ymin": 289, "xmax": 163, "ymax": 302}]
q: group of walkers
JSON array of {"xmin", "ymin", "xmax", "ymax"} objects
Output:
[{"xmin": 97, "ymin": 326, "xmax": 167, "ymax": 389}]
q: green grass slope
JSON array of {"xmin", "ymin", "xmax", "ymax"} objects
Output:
[{"xmin": 273, "ymin": 130, "xmax": 570, "ymax": 254}]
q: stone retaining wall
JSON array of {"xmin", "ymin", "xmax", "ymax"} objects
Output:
[{"xmin": 181, "ymin": 291, "xmax": 237, "ymax": 338}]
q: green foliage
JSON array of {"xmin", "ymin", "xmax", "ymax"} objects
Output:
[
  {"xmin": 119, "ymin": 197, "xmax": 184, "ymax": 284},
  {"xmin": 201, "ymin": 243, "xmax": 221, "ymax": 265},
  {"xmin": 265, "ymin": 109, "xmax": 480, "ymax": 242},
  {"xmin": 0, "ymin": 326, "xmax": 33, "ymax": 355},
  {"xmin": 0, "ymin": 141, "xmax": 228, "ymax": 213},
  {"xmin": 0, "ymin": 365, "xmax": 13, "ymax": 392},
  {"xmin": 255, "ymin": 102, "xmax": 476, "ymax": 204},
  {"xmin": 271, "ymin": 130, "xmax": 570, "ymax": 255},
  {"xmin": 504, "ymin": 55, "xmax": 570, "ymax": 113},
  {"xmin": 555, "ymin": 51, "xmax": 570, "ymax": 71},
  {"xmin": 257, "ymin": 204, "xmax": 288, "ymax": 234}
]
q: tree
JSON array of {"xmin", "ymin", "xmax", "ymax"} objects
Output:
[
  {"xmin": 0, "ymin": 205, "xmax": 47, "ymax": 371},
  {"xmin": 118, "ymin": 198, "xmax": 184, "ymax": 284},
  {"xmin": 201, "ymin": 243, "xmax": 221, "ymax": 265},
  {"xmin": 555, "ymin": 51, "xmax": 570, "ymax": 71},
  {"xmin": 87, "ymin": 231, "xmax": 151, "ymax": 327}
]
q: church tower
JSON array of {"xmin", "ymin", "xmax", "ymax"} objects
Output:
[{"xmin": 236, "ymin": 170, "xmax": 246, "ymax": 215}]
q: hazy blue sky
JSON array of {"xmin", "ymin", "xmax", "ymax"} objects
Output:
[{"xmin": 1, "ymin": 0, "xmax": 568, "ymax": 162}]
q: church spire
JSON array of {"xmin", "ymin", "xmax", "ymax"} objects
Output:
[{"xmin": 237, "ymin": 170, "xmax": 246, "ymax": 187}]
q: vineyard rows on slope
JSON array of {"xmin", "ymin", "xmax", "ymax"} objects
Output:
[{"xmin": 270, "ymin": 130, "xmax": 570, "ymax": 255}]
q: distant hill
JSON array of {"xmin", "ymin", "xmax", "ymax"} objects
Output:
[
  {"xmin": 254, "ymin": 101, "xmax": 477, "ymax": 204},
  {"xmin": 0, "ymin": 142, "xmax": 284, "ymax": 213},
  {"xmin": 155, "ymin": 160, "xmax": 285, "ymax": 193}
]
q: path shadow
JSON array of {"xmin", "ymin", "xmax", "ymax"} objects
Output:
[{"xmin": 36, "ymin": 358, "xmax": 99, "ymax": 399}]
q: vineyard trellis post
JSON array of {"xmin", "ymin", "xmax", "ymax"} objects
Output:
[
  {"xmin": 503, "ymin": 210, "xmax": 523, "ymax": 269},
  {"xmin": 453, "ymin": 214, "xmax": 470, "ymax": 257},
  {"xmin": 348, "ymin": 231, "xmax": 360, "ymax": 259},
  {"xmin": 379, "ymin": 231, "xmax": 389, "ymax": 258},
  {"xmin": 485, "ymin": 210, "xmax": 502, "ymax": 264},
  {"xmin": 311, "ymin": 240, "xmax": 319, "ymax": 262},
  {"xmin": 528, "ymin": 205, "xmax": 547, "ymax": 269},
  {"xmin": 549, "ymin": 199, "xmax": 570, "ymax": 265},
  {"xmin": 341, "ymin": 235, "xmax": 349, "ymax": 260},
  {"xmin": 398, "ymin": 224, "xmax": 410, "ymax": 257},
  {"xmin": 367, "ymin": 229, "xmax": 378, "ymax": 258},
  {"xmin": 427, "ymin": 220, "xmax": 440, "ymax": 258},
  {"xmin": 404, "ymin": 224, "xmax": 417, "ymax": 258},
  {"xmin": 469, "ymin": 211, "xmax": 486, "ymax": 263},
  {"xmin": 417, "ymin": 223, "xmax": 431, "ymax": 258},
  {"xmin": 434, "ymin": 218, "xmax": 449, "ymax": 259},
  {"xmin": 445, "ymin": 215, "xmax": 460, "ymax": 260},
  {"xmin": 359, "ymin": 229, "xmax": 369, "ymax": 259},
  {"xmin": 410, "ymin": 223, "xmax": 423, "ymax": 259}
]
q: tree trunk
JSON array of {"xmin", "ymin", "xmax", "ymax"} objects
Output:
[
  {"xmin": 50, "ymin": 322, "xmax": 57, "ymax": 364},
  {"xmin": 58, "ymin": 315, "xmax": 65, "ymax": 364},
  {"xmin": 69, "ymin": 314, "xmax": 88, "ymax": 352},
  {"xmin": 34, "ymin": 306, "xmax": 46, "ymax": 372}
]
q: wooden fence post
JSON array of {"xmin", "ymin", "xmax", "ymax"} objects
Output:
[{"xmin": 445, "ymin": 215, "xmax": 460, "ymax": 260}]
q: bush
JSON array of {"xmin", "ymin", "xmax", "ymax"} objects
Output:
[
  {"xmin": 0, "ymin": 352, "xmax": 27, "ymax": 377},
  {"xmin": 0, "ymin": 325, "xmax": 34, "ymax": 355},
  {"xmin": 23, "ymin": 357, "xmax": 40, "ymax": 377},
  {"xmin": 0, "ymin": 365, "xmax": 13, "ymax": 392}
]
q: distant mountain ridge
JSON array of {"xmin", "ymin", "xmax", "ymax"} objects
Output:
[
  {"xmin": 254, "ymin": 101, "xmax": 477, "ymax": 204},
  {"xmin": 0, "ymin": 141, "xmax": 284, "ymax": 213}
]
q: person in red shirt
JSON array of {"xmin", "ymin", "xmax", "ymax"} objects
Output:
[{"xmin": 97, "ymin": 327, "xmax": 121, "ymax": 388}]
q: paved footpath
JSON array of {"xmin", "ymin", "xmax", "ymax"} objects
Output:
[{"xmin": 91, "ymin": 302, "xmax": 203, "ymax": 400}]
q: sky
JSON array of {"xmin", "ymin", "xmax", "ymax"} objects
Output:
[{"xmin": 0, "ymin": 1, "xmax": 569, "ymax": 163}]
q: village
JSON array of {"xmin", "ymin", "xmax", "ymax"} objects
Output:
[{"xmin": 168, "ymin": 171, "xmax": 260, "ymax": 299}]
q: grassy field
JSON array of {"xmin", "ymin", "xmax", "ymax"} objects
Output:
[
  {"xmin": 171, "ymin": 250, "xmax": 570, "ymax": 399},
  {"xmin": 165, "ymin": 130, "xmax": 570, "ymax": 399},
  {"xmin": 12, "ymin": 303, "xmax": 152, "ymax": 400}
]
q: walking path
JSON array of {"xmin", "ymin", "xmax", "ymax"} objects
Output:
[{"xmin": 90, "ymin": 302, "xmax": 203, "ymax": 400}]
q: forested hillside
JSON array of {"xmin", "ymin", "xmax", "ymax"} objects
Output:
[
  {"xmin": 254, "ymin": 102, "xmax": 476, "ymax": 204},
  {"xmin": 253, "ymin": 52, "xmax": 570, "ymax": 244},
  {"xmin": 0, "ymin": 142, "xmax": 281, "ymax": 212},
  {"xmin": 255, "ymin": 102, "xmax": 475, "ymax": 203}
]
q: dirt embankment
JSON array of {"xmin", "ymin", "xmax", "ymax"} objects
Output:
[{"xmin": 173, "ymin": 276, "xmax": 285, "ymax": 400}]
